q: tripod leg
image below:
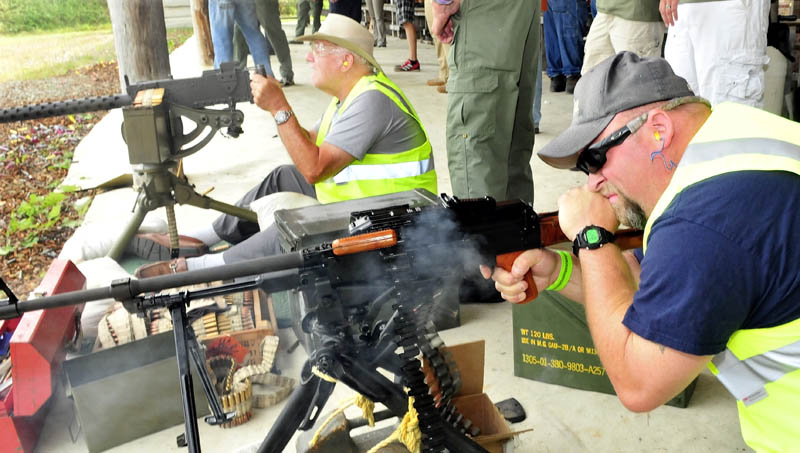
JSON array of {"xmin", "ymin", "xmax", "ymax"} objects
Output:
[
  {"xmin": 107, "ymin": 199, "xmax": 149, "ymax": 261},
  {"xmin": 171, "ymin": 303, "xmax": 202, "ymax": 453},
  {"xmin": 172, "ymin": 178, "xmax": 258, "ymax": 223}
]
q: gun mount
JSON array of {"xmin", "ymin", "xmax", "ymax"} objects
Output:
[{"xmin": 0, "ymin": 62, "xmax": 266, "ymax": 261}]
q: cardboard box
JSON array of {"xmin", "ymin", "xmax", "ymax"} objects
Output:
[
  {"xmin": 513, "ymin": 290, "xmax": 697, "ymax": 408},
  {"xmin": 426, "ymin": 340, "xmax": 530, "ymax": 453}
]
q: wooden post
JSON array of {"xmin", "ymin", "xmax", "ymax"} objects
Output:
[
  {"xmin": 107, "ymin": 0, "xmax": 171, "ymax": 91},
  {"xmin": 190, "ymin": 0, "xmax": 215, "ymax": 67}
]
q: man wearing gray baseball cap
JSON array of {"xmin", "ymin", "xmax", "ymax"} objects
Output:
[{"xmin": 484, "ymin": 51, "xmax": 800, "ymax": 451}]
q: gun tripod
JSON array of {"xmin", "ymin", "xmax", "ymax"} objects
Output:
[
  {"xmin": 104, "ymin": 82, "xmax": 261, "ymax": 262},
  {"xmin": 106, "ymin": 161, "xmax": 257, "ymax": 261}
]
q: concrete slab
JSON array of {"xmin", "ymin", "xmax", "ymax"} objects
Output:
[{"xmin": 33, "ymin": 21, "xmax": 749, "ymax": 453}]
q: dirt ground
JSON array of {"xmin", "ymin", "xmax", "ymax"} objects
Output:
[{"xmin": 0, "ymin": 59, "xmax": 120, "ymax": 299}]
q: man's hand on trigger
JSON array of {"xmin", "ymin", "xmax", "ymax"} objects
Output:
[
  {"xmin": 431, "ymin": 0, "xmax": 461, "ymax": 44},
  {"xmin": 250, "ymin": 73, "xmax": 288, "ymax": 115},
  {"xmin": 557, "ymin": 186, "xmax": 619, "ymax": 240},
  {"xmin": 480, "ymin": 249, "xmax": 559, "ymax": 304}
]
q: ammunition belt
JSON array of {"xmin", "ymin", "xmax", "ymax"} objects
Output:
[
  {"xmin": 393, "ymin": 299, "xmax": 447, "ymax": 453},
  {"xmin": 232, "ymin": 335, "xmax": 295, "ymax": 409}
]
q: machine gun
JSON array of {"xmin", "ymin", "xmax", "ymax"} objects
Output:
[
  {"xmin": 0, "ymin": 62, "xmax": 265, "ymax": 261},
  {"xmin": 0, "ymin": 194, "xmax": 642, "ymax": 452}
]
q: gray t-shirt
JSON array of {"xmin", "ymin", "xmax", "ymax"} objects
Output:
[{"xmin": 313, "ymin": 88, "xmax": 427, "ymax": 160}]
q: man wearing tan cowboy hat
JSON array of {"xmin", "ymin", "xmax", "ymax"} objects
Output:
[
  {"xmin": 485, "ymin": 52, "xmax": 800, "ymax": 451},
  {"xmin": 133, "ymin": 14, "xmax": 437, "ymax": 277}
]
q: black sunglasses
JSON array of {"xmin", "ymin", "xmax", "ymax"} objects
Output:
[{"xmin": 575, "ymin": 111, "xmax": 649, "ymax": 175}]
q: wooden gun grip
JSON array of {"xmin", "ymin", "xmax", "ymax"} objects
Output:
[{"xmin": 496, "ymin": 251, "xmax": 538, "ymax": 304}]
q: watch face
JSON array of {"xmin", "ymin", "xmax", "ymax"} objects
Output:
[
  {"xmin": 586, "ymin": 228, "xmax": 600, "ymax": 245},
  {"xmin": 275, "ymin": 110, "xmax": 291, "ymax": 124}
]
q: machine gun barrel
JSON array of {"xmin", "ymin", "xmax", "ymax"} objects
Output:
[
  {"xmin": 0, "ymin": 252, "xmax": 304, "ymax": 320},
  {"xmin": 0, "ymin": 94, "xmax": 134, "ymax": 123}
]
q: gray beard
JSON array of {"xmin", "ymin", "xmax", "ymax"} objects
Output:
[{"xmin": 618, "ymin": 194, "xmax": 647, "ymax": 230}]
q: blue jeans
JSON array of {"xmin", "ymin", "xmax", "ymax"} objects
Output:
[
  {"xmin": 543, "ymin": 0, "xmax": 586, "ymax": 77},
  {"xmin": 210, "ymin": 0, "xmax": 274, "ymax": 76},
  {"xmin": 533, "ymin": 52, "xmax": 542, "ymax": 127}
]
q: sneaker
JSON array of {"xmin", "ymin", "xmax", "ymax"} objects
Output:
[
  {"xmin": 134, "ymin": 257, "xmax": 187, "ymax": 279},
  {"xmin": 375, "ymin": 40, "xmax": 387, "ymax": 48},
  {"xmin": 394, "ymin": 59, "xmax": 420, "ymax": 72},
  {"xmin": 549, "ymin": 74, "xmax": 566, "ymax": 92},
  {"xmin": 126, "ymin": 233, "xmax": 207, "ymax": 261},
  {"xmin": 280, "ymin": 79, "xmax": 295, "ymax": 87},
  {"xmin": 566, "ymin": 75, "xmax": 581, "ymax": 94},
  {"xmin": 534, "ymin": 125, "xmax": 540, "ymax": 134},
  {"xmin": 427, "ymin": 78, "xmax": 445, "ymax": 86}
]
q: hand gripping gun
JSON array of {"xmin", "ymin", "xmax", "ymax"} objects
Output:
[{"xmin": 0, "ymin": 63, "xmax": 267, "ymax": 261}]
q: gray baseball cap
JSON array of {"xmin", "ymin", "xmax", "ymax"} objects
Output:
[{"xmin": 538, "ymin": 51, "xmax": 695, "ymax": 169}]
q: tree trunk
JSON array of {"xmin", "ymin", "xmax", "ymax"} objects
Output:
[
  {"xmin": 107, "ymin": 0, "xmax": 172, "ymax": 92},
  {"xmin": 190, "ymin": 0, "xmax": 215, "ymax": 67}
]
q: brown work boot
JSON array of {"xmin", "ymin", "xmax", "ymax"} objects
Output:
[
  {"xmin": 437, "ymin": 85, "xmax": 447, "ymax": 94},
  {"xmin": 127, "ymin": 233, "xmax": 208, "ymax": 261},
  {"xmin": 133, "ymin": 257, "xmax": 188, "ymax": 278},
  {"xmin": 427, "ymin": 78, "xmax": 445, "ymax": 86}
]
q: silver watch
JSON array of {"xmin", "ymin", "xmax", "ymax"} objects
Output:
[{"xmin": 274, "ymin": 110, "xmax": 293, "ymax": 125}]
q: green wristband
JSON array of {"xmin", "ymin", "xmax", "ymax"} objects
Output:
[{"xmin": 546, "ymin": 250, "xmax": 573, "ymax": 292}]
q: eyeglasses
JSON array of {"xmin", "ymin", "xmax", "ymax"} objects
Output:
[
  {"xmin": 575, "ymin": 111, "xmax": 648, "ymax": 174},
  {"xmin": 574, "ymin": 96, "xmax": 712, "ymax": 175},
  {"xmin": 311, "ymin": 41, "xmax": 342, "ymax": 57}
]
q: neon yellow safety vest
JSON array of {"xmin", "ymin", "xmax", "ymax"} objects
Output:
[
  {"xmin": 643, "ymin": 102, "xmax": 800, "ymax": 452},
  {"xmin": 314, "ymin": 73, "xmax": 437, "ymax": 204}
]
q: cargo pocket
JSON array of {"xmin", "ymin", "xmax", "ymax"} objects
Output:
[
  {"xmin": 446, "ymin": 72, "xmax": 500, "ymax": 136},
  {"xmin": 717, "ymin": 56, "xmax": 767, "ymax": 104}
]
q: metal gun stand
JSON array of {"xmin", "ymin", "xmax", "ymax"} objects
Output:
[
  {"xmin": 124, "ymin": 281, "xmax": 264, "ymax": 452},
  {"xmin": 105, "ymin": 90, "xmax": 258, "ymax": 261}
]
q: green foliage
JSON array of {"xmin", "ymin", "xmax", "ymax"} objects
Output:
[
  {"xmin": 0, "ymin": 0, "xmax": 110, "ymax": 34},
  {"xmin": 1, "ymin": 192, "xmax": 66, "ymax": 255}
]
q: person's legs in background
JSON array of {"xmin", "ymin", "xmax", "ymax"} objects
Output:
[
  {"xmin": 258, "ymin": 0, "xmax": 294, "ymax": 84},
  {"xmin": 424, "ymin": 0, "xmax": 449, "ymax": 90},
  {"xmin": 311, "ymin": 0, "xmax": 322, "ymax": 33},
  {"xmin": 543, "ymin": 1, "xmax": 565, "ymax": 91},
  {"xmin": 445, "ymin": 0, "xmax": 537, "ymax": 203},
  {"xmin": 545, "ymin": 0, "xmax": 584, "ymax": 93},
  {"xmin": 232, "ymin": 0, "xmax": 274, "ymax": 76},
  {"xmin": 293, "ymin": 0, "xmax": 310, "ymax": 41},
  {"xmin": 209, "ymin": 0, "xmax": 236, "ymax": 68},
  {"xmin": 394, "ymin": 0, "xmax": 419, "ymax": 72},
  {"xmin": 367, "ymin": 0, "xmax": 386, "ymax": 47}
]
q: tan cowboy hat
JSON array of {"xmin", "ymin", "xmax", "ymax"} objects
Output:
[{"xmin": 297, "ymin": 13, "xmax": 383, "ymax": 73}]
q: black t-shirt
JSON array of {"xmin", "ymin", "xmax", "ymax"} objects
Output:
[{"xmin": 625, "ymin": 171, "xmax": 800, "ymax": 356}]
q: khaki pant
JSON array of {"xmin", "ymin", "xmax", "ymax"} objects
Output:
[
  {"xmin": 424, "ymin": 0, "xmax": 449, "ymax": 82},
  {"xmin": 581, "ymin": 12, "xmax": 664, "ymax": 75},
  {"xmin": 445, "ymin": 0, "xmax": 539, "ymax": 203}
]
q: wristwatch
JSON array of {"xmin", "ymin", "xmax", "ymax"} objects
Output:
[
  {"xmin": 274, "ymin": 110, "xmax": 293, "ymax": 126},
  {"xmin": 572, "ymin": 225, "xmax": 616, "ymax": 256}
]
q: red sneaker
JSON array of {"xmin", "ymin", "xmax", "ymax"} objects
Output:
[{"xmin": 394, "ymin": 59, "xmax": 420, "ymax": 72}]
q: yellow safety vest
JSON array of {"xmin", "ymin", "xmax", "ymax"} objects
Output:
[
  {"xmin": 643, "ymin": 102, "xmax": 800, "ymax": 452},
  {"xmin": 314, "ymin": 73, "xmax": 437, "ymax": 204}
]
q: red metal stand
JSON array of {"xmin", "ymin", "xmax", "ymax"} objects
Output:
[{"xmin": 0, "ymin": 259, "xmax": 86, "ymax": 453}]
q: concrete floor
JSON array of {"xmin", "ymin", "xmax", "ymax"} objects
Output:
[{"xmin": 32, "ymin": 22, "xmax": 749, "ymax": 453}]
